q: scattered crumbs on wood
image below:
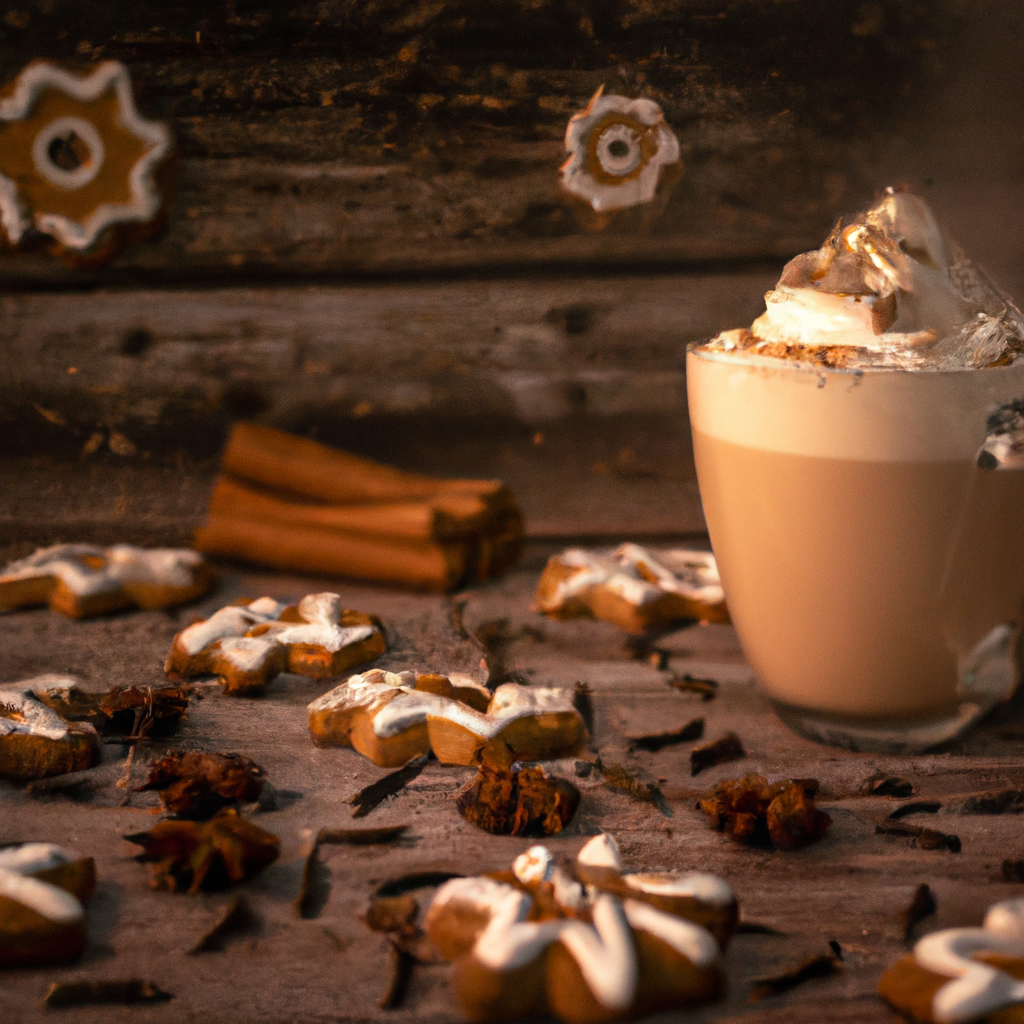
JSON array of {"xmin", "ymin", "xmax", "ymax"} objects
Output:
[
  {"xmin": 600, "ymin": 762, "xmax": 672, "ymax": 817},
  {"xmin": 829, "ymin": 940, "xmax": 843, "ymax": 959},
  {"xmin": 888, "ymin": 800, "xmax": 942, "ymax": 820},
  {"xmin": 959, "ymin": 789, "xmax": 1024, "ymax": 814},
  {"xmin": 573, "ymin": 681, "xmax": 594, "ymax": 736},
  {"xmin": 876, "ymin": 821, "xmax": 961, "ymax": 853},
  {"xmin": 669, "ymin": 673, "xmax": 718, "ymax": 700},
  {"xmin": 189, "ymin": 896, "xmax": 258, "ymax": 953},
  {"xmin": 862, "ymin": 776, "xmax": 915, "ymax": 797},
  {"xmin": 574, "ymin": 759, "xmax": 593, "ymax": 777},
  {"xmin": 317, "ymin": 824, "xmax": 409, "ymax": 845},
  {"xmin": 749, "ymin": 953, "xmax": 840, "ymax": 1002},
  {"xmin": 736, "ymin": 920, "xmax": 787, "ymax": 936},
  {"xmin": 625, "ymin": 717, "xmax": 704, "ymax": 752},
  {"xmin": 690, "ymin": 733, "xmax": 745, "ymax": 776},
  {"xmin": 374, "ymin": 870, "xmax": 464, "ymax": 899},
  {"xmin": 901, "ymin": 883, "xmax": 937, "ymax": 942},
  {"xmin": 42, "ymin": 980, "xmax": 173, "ymax": 1008},
  {"xmin": 26, "ymin": 769, "xmax": 101, "ymax": 795},
  {"xmin": 1002, "ymin": 858, "xmax": 1024, "ymax": 883},
  {"xmin": 347, "ymin": 754, "xmax": 429, "ymax": 818}
]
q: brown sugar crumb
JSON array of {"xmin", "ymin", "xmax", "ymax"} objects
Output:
[{"xmin": 699, "ymin": 774, "xmax": 831, "ymax": 850}]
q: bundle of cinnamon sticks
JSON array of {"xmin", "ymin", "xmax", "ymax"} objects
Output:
[{"xmin": 194, "ymin": 423, "xmax": 524, "ymax": 591}]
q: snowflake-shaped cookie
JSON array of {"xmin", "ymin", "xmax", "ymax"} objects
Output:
[
  {"xmin": 0, "ymin": 61, "xmax": 171, "ymax": 261},
  {"xmin": 560, "ymin": 86, "xmax": 680, "ymax": 212}
]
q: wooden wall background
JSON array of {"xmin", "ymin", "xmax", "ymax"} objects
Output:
[{"xmin": 1, "ymin": 0, "xmax": 1022, "ymax": 532}]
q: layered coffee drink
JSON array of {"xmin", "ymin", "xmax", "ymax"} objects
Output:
[{"xmin": 688, "ymin": 190, "xmax": 1024, "ymax": 734}]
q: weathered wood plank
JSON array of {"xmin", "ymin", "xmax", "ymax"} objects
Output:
[
  {"xmin": 0, "ymin": 0, "xmax": 960, "ymax": 283},
  {"xmin": 0, "ymin": 269, "xmax": 775, "ymax": 459}
]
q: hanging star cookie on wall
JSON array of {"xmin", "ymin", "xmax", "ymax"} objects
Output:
[{"xmin": 0, "ymin": 61, "xmax": 173, "ymax": 265}]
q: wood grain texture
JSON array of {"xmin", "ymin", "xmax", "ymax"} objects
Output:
[
  {"xmin": 0, "ymin": 0, "xmax": 957, "ymax": 284},
  {"xmin": 0, "ymin": 269, "xmax": 775, "ymax": 458}
]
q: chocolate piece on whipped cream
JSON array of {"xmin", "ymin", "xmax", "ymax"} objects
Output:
[{"xmin": 534, "ymin": 543, "xmax": 728, "ymax": 634}]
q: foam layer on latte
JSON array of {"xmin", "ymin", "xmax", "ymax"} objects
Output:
[{"xmin": 698, "ymin": 190, "xmax": 1024, "ymax": 371}]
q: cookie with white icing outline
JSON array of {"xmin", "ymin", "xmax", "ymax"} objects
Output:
[
  {"xmin": 307, "ymin": 670, "xmax": 587, "ymax": 767},
  {"xmin": 878, "ymin": 897, "xmax": 1024, "ymax": 1023},
  {"xmin": 0, "ymin": 61, "xmax": 173, "ymax": 265},
  {"xmin": 534, "ymin": 543, "xmax": 728, "ymax": 635},
  {"xmin": 166, "ymin": 593, "xmax": 386, "ymax": 695},
  {"xmin": 0, "ymin": 685, "xmax": 101, "ymax": 781},
  {"xmin": 424, "ymin": 833, "xmax": 734, "ymax": 1024},
  {"xmin": 0, "ymin": 543, "xmax": 213, "ymax": 619},
  {"xmin": 0, "ymin": 843, "xmax": 96, "ymax": 966}
]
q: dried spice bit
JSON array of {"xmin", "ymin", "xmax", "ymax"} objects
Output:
[
  {"xmin": 573, "ymin": 681, "xmax": 594, "ymax": 737},
  {"xmin": 98, "ymin": 684, "xmax": 191, "ymax": 739},
  {"xmin": 189, "ymin": 896, "xmax": 258, "ymax": 953},
  {"xmin": 42, "ymin": 979, "xmax": 173, "ymax": 1008},
  {"xmin": 862, "ymin": 776, "xmax": 915, "ymax": 798},
  {"xmin": 1002, "ymin": 859, "xmax": 1024, "ymax": 883},
  {"xmin": 294, "ymin": 841, "xmax": 328, "ymax": 920},
  {"xmin": 749, "ymin": 953, "xmax": 840, "ymax": 1002},
  {"xmin": 126, "ymin": 809, "xmax": 280, "ymax": 893},
  {"xmin": 690, "ymin": 733, "xmax": 746, "ymax": 776},
  {"xmin": 670, "ymin": 674, "xmax": 718, "ymax": 700},
  {"xmin": 625, "ymin": 717, "xmax": 704, "ymax": 752},
  {"xmin": 135, "ymin": 750, "xmax": 264, "ymax": 819},
  {"xmin": 699, "ymin": 775, "xmax": 830, "ymax": 850},
  {"xmin": 380, "ymin": 945, "xmax": 415, "ymax": 1010},
  {"xmin": 888, "ymin": 800, "xmax": 942, "ymax": 820},
  {"xmin": 316, "ymin": 825, "xmax": 409, "ymax": 846},
  {"xmin": 600, "ymin": 762, "xmax": 672, "ymax": 817},
  {"xmin": 959, "ymin": 789, "xmax": 1024, "ymax": 814},
  {"xmin": 456, "ymin": 744, "xmax": 580, "ymax": 837},
  {"xmin": 347, "ymin": 754, "xmax": 428, "ymax": 819},
  {"xmin": 828, "ymin": 940, "xmax": 843, "ymax": 959},
  {"xmin": 875, "ymin": 821, "xmax": 961, "ymax": 853},
  {"xmin": 901, "ymin": 883, "xmax": 937, "ymax": 942}
]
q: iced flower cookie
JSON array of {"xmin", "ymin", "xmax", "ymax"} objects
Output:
[
  {"xmin": 0, "ymin": 61, "xmax": 172, "ymax": 264},
  {"xmin": 534, "ymin": 543, "xmax": 728, "ymax": 634},
  {"xmin": 424, "ymin": 833, "xmax": 736, "ymax": 1023},
  {"xmin": 308, "ymin": 669, "xmax": 587, "ymax": 767},
  {"xmin": 878, "ymin": 897, "xmax": 1024, "ymax": 1022},
  {"xmin": 165, "ymin": 593, "xmax": 385, "ymax": 695},
  {"xmin": 0, "ymin": 544, "xmax": 213, "ymax": 619},
  {"xmin": 0, "ymin": 684, "xmax": 101, "ymax": 781},
  {"xmin": 0, "ymin": 843, "xmax": 96, "ymax": 966}
]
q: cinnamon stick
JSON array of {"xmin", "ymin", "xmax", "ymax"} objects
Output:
[
  {"xmin": 194, "ymin": 513, "xmax": 467, "ymax": 591},
  {"xmin": 222, "ymin": 423, "xmax": 512, "ymax": 508},
  {"xmin": 208, "ymin": 475, "xmax": 498, "ymax": 542}
]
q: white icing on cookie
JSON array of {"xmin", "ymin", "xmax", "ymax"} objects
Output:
[
  {"xmin": 271, "ymin": 623, "xmax": 375, "ymax": 654},
  {"xmin": 308, "ymin": 670, "xmax": 409, "ymax": 717},
  {"xmin": 178, "ymin": 603, "xmax": 277, "ymax": 656},
  {"xmin": 0, "ymin": 688, "xmax": 70, "ymax": 741},
  {"xmin": 0, "ymin": 843, "xmax": 83, "ymax": 924},
  {"xmin": 624, "ymin": 872, "xmax": 735, "ymax": 907},
  {"xmin": 577, "ymin": 834, "xmax": 623, "ymax": 872},
  {"xmin": 623, "ymin": 899, "xmax": 719, "ymax": 966},
  {"xmin": 513, "ymin": 846, "xmax": 555, "ymax": 886},
  {"xmin": 0, "ymin": 543, "xmax": 203, "ymax": 598},
  {"xmin": 216, "ymin": 635, "xmax": 280, "ymax": 673}
]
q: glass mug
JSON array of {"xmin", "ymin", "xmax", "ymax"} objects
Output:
[{"xmin": 686, "ymin": 345, "xmax": 1024, "ymax": 752}]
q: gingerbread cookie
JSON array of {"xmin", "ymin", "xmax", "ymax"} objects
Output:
[
  {"xmin": 560, "ymin": 86, "xmax": 680, "ymax": 213},
  {"xmin": 308, "ymin": 670, "xmax": 587, "ymax": 767},
  {"xmin": 0, "ymin": 61, "xmax": 172, "ymax": 264},
  {"xmin": 0, "ymin": 544, "xmax": 213, "ymax": 619},
  {"xmin": 424, "ymin": 833, "xmax": 734, "ymax": 1023},
  {"xmin": 0, "ymin": 843, "xmax": 96, "ymax": 966},
  {"xmin": 0, "ymin": 684, "xmax": 101, "ymax": 781},
  {"xmin": 534, "ymin": 543, "xmax": 728, "ymax": 634},
  {"xmin": 878, "ymin": 897, "xmax": 1024, "ymax": 1023},
  {"xmin": 166, "ymin": 593, "xmax": 386, "ymax": 695}
]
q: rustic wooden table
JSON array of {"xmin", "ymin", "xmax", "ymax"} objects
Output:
[{"xmin": 3, "ymin": 542, "xmax": 1023, "ymax": 1024}]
